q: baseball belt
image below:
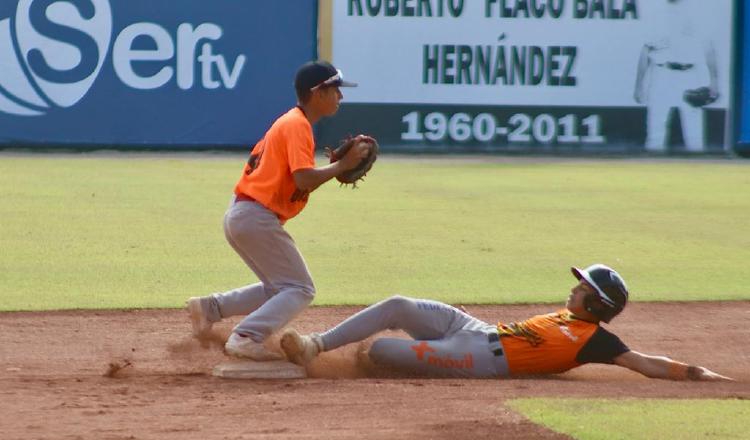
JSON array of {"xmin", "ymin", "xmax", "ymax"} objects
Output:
[{"xmin": 488, "ymin": 333, "xmax": 504, "ymax": 357}]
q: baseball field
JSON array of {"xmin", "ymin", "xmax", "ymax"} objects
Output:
[{"xmin": 1, "ymin": 153, "xmax": 749, "ymax": 439}]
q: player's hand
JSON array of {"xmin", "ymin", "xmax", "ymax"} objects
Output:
[
  {"xmin": 696, "ymin": 366, "xmax": 734, "ymax": 382},
  {"xmin": 338, "ymin": 135, "xmax": 372, "ymax": 171}
]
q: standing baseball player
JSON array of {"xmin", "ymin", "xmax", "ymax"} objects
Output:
[
  {"xmin": 281, "ymin": 264, "xmax": 732, "ymax": 381},
  {"xmin": 633, "ymin": 0, "xmax": 719, "ymax": 153},
  {"xmin": 186, "ymin": 61, "xmax": 372, "ymax": 361}
]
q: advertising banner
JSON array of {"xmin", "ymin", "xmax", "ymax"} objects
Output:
[
  {"xmin": 320, "ymin": 0, "xmax": 733, "ymax": 154},
  {"xmin": 0, "ymin": 0, "xmax": 316, "ymax": 148},
  {"xmin": 734, "ymin": 0, "xmax": 750, "ymax": 156}
]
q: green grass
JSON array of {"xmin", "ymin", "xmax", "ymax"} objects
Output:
[
  {"xmin": 508, "ymin": 398, "xmax": 750, "ymax": 440},
  {"xmin": 1, "ymin": 155, "xmax": 749, "ymax": 310}
]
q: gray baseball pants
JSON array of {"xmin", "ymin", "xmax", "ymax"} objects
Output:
[
  {"xmin": 319, "ymin": 296, "xmax": 509, "ymax": 378},
  {"xmin": 202, "ymin": 199, "xmax": 315, "ymax": 343}
]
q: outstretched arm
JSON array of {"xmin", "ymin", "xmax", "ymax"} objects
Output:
[{"xmin": 613, "ymin": 350, "xmax": 733, "ymax": 381}]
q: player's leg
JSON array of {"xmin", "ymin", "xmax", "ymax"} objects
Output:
[
  {"xmin": 187, "ymin": 201, "xmax": 278, "ymax": 337},
  {"xmin": 367, "ymin": 330, "xmax": 508, "ymax": 378},
  {"xmin": 645, "ymin": 69, "xmax": 680, "ymax": 152},
  {"xmin": 679, "ymin": 104, "xmax": 706, "ymax": 152},
  {"xmin": 281, "ymin": 296, "xmax": 487, "ymax": 365},
  {"xmin": 226, "ymin": 201, "xmax": 315, "ymax": 343},
  {"xmin": 645, "ymin": 101, "xmax": 671, "ymax": 152},
  {"xmin": 318, "ymin": 296, "xmax": 485, "ymax": 352},
  {"xmin": 212, "ymin": 211, "xmax": 278, "ymax": 317}
]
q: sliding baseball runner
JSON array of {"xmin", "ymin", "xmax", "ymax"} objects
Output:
[{"xmin": 281, "ymin": 264, "xmax": 732, "ymax": 381}]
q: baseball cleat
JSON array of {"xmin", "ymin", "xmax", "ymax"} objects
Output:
[
  {"xmin": 280, "ymin": 329, "xmax": 322, "ymax": 365},
  {"xmin": 186, "ymin": 296, "xmax": 213, "ymax": 337},
  {"xmin": 225, "ymin": 333, "xmax": 284, "ymax": 361}
]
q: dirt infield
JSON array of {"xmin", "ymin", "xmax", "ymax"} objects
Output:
[{"xmin": 1, "ymin": 302, "xmax": 748, "ymax": 440}]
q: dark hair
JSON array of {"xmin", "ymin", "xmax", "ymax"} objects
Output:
[{"xmin": 296, "ymin": 87, "xmax": 313, "ymax": 104}]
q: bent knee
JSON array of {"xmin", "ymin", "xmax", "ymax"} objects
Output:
[
  {"xmin": 278, "ymin": 281, "xmax": 315, "ymax": 298},
  {"xmin": 382, "ymin": 294, "xmax": 413, "ymax": 310}
]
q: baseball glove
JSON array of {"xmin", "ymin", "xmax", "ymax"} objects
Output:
[
  {"xmin": 326, "ymin": 134, "xmax": 378, "ymax": 187},
  {"xmin": 683, "ymin": 87, "xmax": 718, "ymax": 108}
]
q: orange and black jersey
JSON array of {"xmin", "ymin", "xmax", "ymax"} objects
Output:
[
  {"xmin": 497, "ymin": 309, "xmax": 629, "ymax": 376},
  {"xmin": 234, "ymin": 107, "xmax": 315, "ymax": 223}
]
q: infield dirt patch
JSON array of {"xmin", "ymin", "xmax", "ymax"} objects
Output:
[{"xmin": 1, "ymin": 302, "xmax": 748, "ymax": 440}]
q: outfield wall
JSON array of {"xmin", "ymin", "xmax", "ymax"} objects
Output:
[
  {"xmin": 0, "ymin": 0, "xmax": 747, "ymax": 157},
  {"xmin": 318, "ymin": 0, "xmax": 736, "ymax": 155},
  {"xmin": 0, "ymin": 0, "xmax": 316, "ymax": 148},
  {"xmin": 733, "ymin": 0, "xmax": 750, "ymax": 157}
]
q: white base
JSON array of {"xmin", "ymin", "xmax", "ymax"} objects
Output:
[{"xmin": 212, "ymin": 360, "xmax": 307, "ymax": 379}]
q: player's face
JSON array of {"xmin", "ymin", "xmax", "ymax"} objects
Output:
[
  {"xmin": 566, "ymin": 279, "xmax": 596, "ymax": 312},
  {"xmin": 312, "ymin": 86, "xmax": 343, "ymax": 116}
]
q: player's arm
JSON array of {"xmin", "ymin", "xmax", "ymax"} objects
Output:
[
  {"xmin": 292, "ymin": 143, "xmax": 370, "ymax": 191},
  {"xmin": 633, "ymin": 44, "xmax": 650, "ymax": 104},
  {"xmin": 293, "ymin": 162, "xmax": 346, "ymax": 192},
  {"xmin": 705, "ymin": 40, "xmax": 719, "ymax": 97},
  {"xmin": 613, "ymin": 350, "xmax": 733, "ymax": 381}
]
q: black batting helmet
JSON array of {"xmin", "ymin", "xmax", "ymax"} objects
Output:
[{"xmin": 571, "ymin": 264, "xmax": 629, "ymax": 323}]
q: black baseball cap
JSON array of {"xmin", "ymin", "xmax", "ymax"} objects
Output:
[{"xmin": 294, "ymin": 61, "xmax": 357, "ymax": 94}]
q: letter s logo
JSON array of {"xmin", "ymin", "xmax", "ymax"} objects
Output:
[
  {"xmin": 26, "ymin": 0, "xmax": 101, "ymax": 85},
  {"xmin": 0, "ymin": 0, "xmax": 111, "ymax": 115}
]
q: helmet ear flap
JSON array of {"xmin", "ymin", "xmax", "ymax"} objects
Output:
[
  {"xmin": 583, "ymin": 293, "xmax": 606, "ymax": 319},
  {"xmin": 584, "ymin": 292, "xmax": 621, "ymax": 323}
]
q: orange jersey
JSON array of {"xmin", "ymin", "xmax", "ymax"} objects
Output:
[
  {"xmin": 234, "ymin": 107, "xmax": 315, "ymax": 222},
  {"xmin": 498, "ymin": 310, "xmax": 623, "ymax": 375}
]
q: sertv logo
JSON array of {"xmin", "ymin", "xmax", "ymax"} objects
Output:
[{"xmin": 0, "ymin": 0, "xmax": 246, "ymax": 116}]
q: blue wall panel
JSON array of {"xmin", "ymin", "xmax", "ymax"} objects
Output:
[
  {"xmin": 0, "ymin": 1, "xmax": 317, "ymax": 148},
  {"xmin": 738, "ymin": 0, "xmax": 750, "ymax": 143}
]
